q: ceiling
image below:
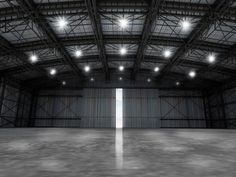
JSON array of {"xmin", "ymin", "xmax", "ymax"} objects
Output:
[{"xmin": 0, "ymin": 0, "xmax": 236, "ymax": 89}]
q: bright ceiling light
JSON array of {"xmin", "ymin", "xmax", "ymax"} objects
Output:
[
  {"xmin": 147, "ymin": 78, "xmax": 151, "ymax": 82},
  {"xmin": 181, "ymin": 19, "xmax": 191, "ymax": 31},
  {"xmin": 30, "ymin": 54, "xmax": 38, "ymax": 63},
  {"xmin": 163, "ymin": 49, "xmax": 172, "ymax": 58},
  {"xmin": 84, "ymin": 65, "xmax": 90, "ymax": 72},
  {"xmin": 75, "ymin": 50, "xmax": 82, "ymax": 57},
  {"xmin": 90, "ymin": 77, "xmax": 94, "ymax": 82},
  {"xmin": 176, "ymin": 81, "xmax": 180, "ymax": 86},
  {"xmin": 207, "ymin": 54, "xmax": 216, "ymax": 63},
  {"xmin": 154, "ymin": 66, "xmax": 159, "ymax": 72},
  {"xmin": 120, "ymin": 47, "xmax": 127, "ymax": 55},
  {"xmin": 119, "ymin": 77, "xmax": 123, "ymax": 81},
  {"xmin": 56, "ymin": 17, "xmax": 68, "ymax": 30},
  {"xmin": 119, "ymin": 65, "xmax": 124, "ymax": 71},
  {"xmin": 62, "ymin": 81, "xmax": 66, "ymax": 85},
  {"xmin": 50, "ymin": 68, "xmax": 57, "ymax": 76},
  {"xmin": 119, "ymin": 18, "xmax": 128, "ymax": 29},
  {"xmin": 189, "ymin": 71, "xmax": 196, "ymax": 78}
]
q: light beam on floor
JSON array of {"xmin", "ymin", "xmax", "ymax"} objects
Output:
[{"xmin": 115, "ymin": 88, "xmax": 123, "ymax": 169}]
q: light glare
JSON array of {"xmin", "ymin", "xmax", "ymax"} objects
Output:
[
  {"xmin": 84, "ymin": 65, "xmax": 90, "ymax": 72},
  {"xmin": 56, "ymin": 17, "xmax": 68, "ymax": 30},
  {"xmin": 181, "ymin": 19, "xmax": 191, "ymax": 31},
  {"xmin": 163, "ymin": 50, "xmax": 171, "ymax": 58},
  {"xmin": 207, "ymin": 54, "xmax": 216, "ymax": 63},
  {"xmin": 50, "ymin": 68, "xmax": 57, "ymax": 75},
  {"xmin": 189, "ymin": 71, "xmax": 196, "ymax": 78},
  {"xmin": 120, "ymin": 47, "xmax": 127, "ymax": 55},
  {"xmin": 30, "ymin": 54, "xmax": 38, "ymax": 63},
  {"xmin": 119, "ymin": 65, "xmax": 124, "ymax": 71},
  {"xmin": 75, "ymin": 50, "xmax": 82, "ymax": 57},
  {"xmin": 119, "ymin": 18, "xmax": 128, "ymax": 29},
  {"xmin": 154, "ymin": 67, "xmax": 159, "ymax": 72}
]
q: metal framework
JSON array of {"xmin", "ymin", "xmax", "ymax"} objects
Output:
[
  {"xmin": 132, "ymin": 0, "xmax": 163, "ymax": 79},
  {"xmin": 157, "ymin": 0, "xmax": 235, "ymax": 80},
  {"xmin": 0, "ymin": 0, "xmax": 235, "ymax": 89},
  {"xmin": 16, "ymin": 0, "xmax": 83, "ymax": 77},
  {"xmin": 0, "ymin": 35, "xmax": 47, "ymax": 76},
  {"xmin": 0, "ymin": 35, "xmax": 232, "ymax": 53},
  {"xmin": 85, "ymin": 0, "xmax": 109, "ymax": 79}
]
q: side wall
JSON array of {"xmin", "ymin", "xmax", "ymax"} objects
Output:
[
  {"xmin": 31, "ymin": 88, "xmax": 207, "ymax": 128},
  {"xmin": 207, "ymin": 87, "xmax": 236, "ymax": 128},
  {"xmin": 33, "ymin": 89, "xmax": 116, "ymax": 128},
  {"xmin": 123, "ymin": 89, "xmax": 206, "ymax": 128},
  {"xmin": 0, "ymin": 79, "xmax": 32, "ymax": 127}
]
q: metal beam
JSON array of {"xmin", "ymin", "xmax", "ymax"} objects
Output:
[
  {"xmin": 132, "ymin": 0, "xmax": 163, "ymax": 79},
  {"xmin": 1, "ymin": 1, "xmax": 235, "ymax": 22},
  {"xmin": 85, "ymin": 0, "xmax": 109, "ymax": 79},
  {"xmin": 157, "ymin": 0, "xmax": 234, "ymax": 81},
  {"xmin": 16, "ymin": 0, "xmax": 83, "ymax": 78},
  {"xmin": 197, "ymin": 43, "xmax": 236, "ymax": 76},
  {"xmin": 1, "ymin": 54, "xmax": 236, "ymax": 77},
  {"xmin": 2, "ymin": 35, "xmax": 231, "ymax": 54},
  {"xmin": 23, "ymin": 67, "xmax": 221, "ymax": 89},
  {"xmin": 0, "ymin": 35, "xmax": 50, "ymax": 79}
]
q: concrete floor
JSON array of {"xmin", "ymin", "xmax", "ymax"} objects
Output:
[{"xmin": 0, "ymin": 129, "xmax": 236, "ymax": 177}]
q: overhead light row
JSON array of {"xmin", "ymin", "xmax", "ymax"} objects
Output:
[
  {"xmin": 29, "ymin": 53, "xmax": 207, "ymax": 80},
  {"xmin": 29, "ymin": 56, "xmax": 198, "ymax": 79},
  {"xmin": 56, "ymin": 15, "xmax": 192, "ymax": 32},
  {"xmin": 118, "ymin": 18, "xmax": 192, "ymax": 32}
]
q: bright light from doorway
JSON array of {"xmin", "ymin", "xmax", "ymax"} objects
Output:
[{"xmin": 116, "ymin": 89, "xmax": 123, "ymax": 128}]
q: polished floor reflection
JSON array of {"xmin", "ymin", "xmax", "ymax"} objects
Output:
[{"xmin": 0, "ymin": 128, "xmax": 236, "ymax": 177}]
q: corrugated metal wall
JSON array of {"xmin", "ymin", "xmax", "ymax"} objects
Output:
[
  {"xmin": 82, "ymin": 89, "xmax": 116, "ymax": 128},
  {"xmin": 123, "ymin": 89, "xmax": 160, "ymax": 128},
  {"xmin": 208, "ymin": 87, "xmax": 236, "ymax": 129},
  {"xmin": 207, "ymin": 93, "xmax": 226, "ymax": 128},
  {"xmin": 33, "ymin": 89, "xmax": 116, "ymax": 128},
  {"xmin": 0, "ymin": 84, "xmax": 214, "ymax": 129},
  {"xmin": 123, "ymin": 89, "xmax": 206, "ymax": 128},
  {"xmin": 0, "ymin": 79, "xmax": 32, "ymax": 128},
  {"xmin": 34, "ymin": 90, "xmax": 83, "ymax": 127},
  {"xmin": 160, "ymin": 91, "xmax": 206, "ymax": 128},
  {"xmin": 223, "ymin": 87, "xmax": 236, "ymax": 128},
  {"xmin": 0, "ymin": 84, "xmax": 19, "ymax": 127},
  {"xmin": 15, "ymin": 90, "xmax": 32, "ymax": 127}
]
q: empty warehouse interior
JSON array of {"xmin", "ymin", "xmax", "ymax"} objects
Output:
[{"xmin": 0, "ymin": 0, "xmax": 236, "ymax": 176}]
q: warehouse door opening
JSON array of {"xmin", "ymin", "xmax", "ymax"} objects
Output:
[{"xmin": 116, "ymin": 89, "xmax": 123, "ymax": 128}]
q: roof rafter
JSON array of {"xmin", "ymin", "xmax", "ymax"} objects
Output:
[
  {"xmin": 132, "ymin": 0, "xmax": 164, "ymax": 79},
  {"xmin": 0, "ymin": 35, "xmax": 51, "ymax": 80},
  {"xmin": 85, "ymin": 0, "xmax": 109, "ymax": 79},
  {"xmin": 2, "ymin": 54, "xmax": 235, "ymax": 78},
  {"xmin": 156, "ymin": 0, "xmax": 235, "ymax": 81},
  {"xmin": 23, "ymin": 68, "xmax": 221, "ymax": 89},
  {"xmin": 1, "ymin": 1, "xmax": 235, "ymax": 22},
  {"xmin": 15, "ymin": 0, "xmax": 83, "ymax": 78},
  {"xmin": 2, "ymin": 35, "xmax": 231, "ymax": 54},
  {"xmin": 196, "ymin": 43, "xmax": 236, "ymax": 77}
]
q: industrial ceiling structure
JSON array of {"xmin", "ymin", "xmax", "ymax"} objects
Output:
[{"xmin": 0, "ymin": 0, "xmax": 236, "ymax": 89}]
